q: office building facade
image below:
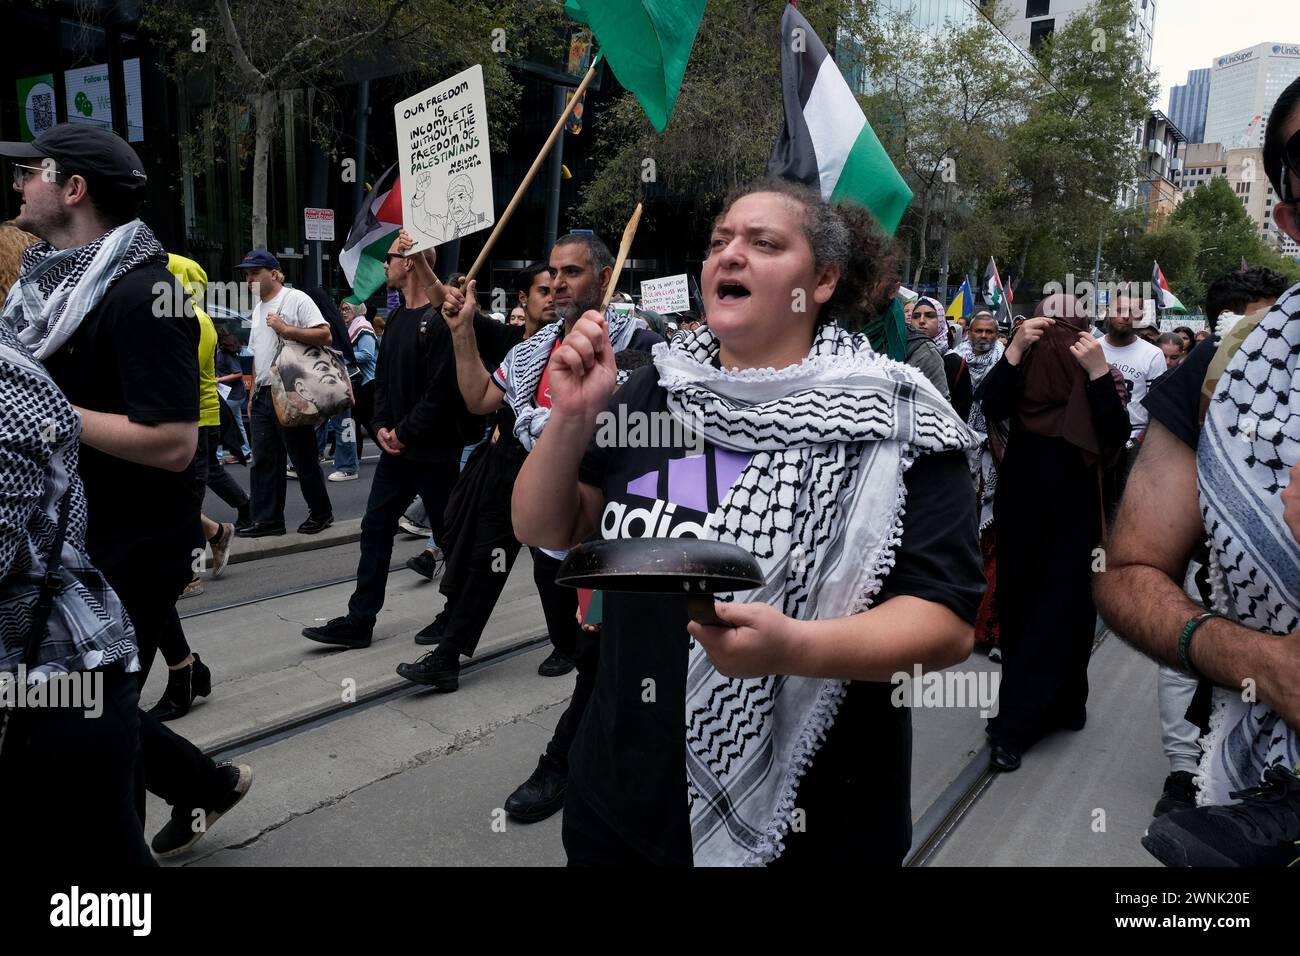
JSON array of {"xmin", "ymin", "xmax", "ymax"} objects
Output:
[
  {"xmin": 1169, "ymin": 67, "xmax": 1211, "ymax": 144},
  {"xmin": 1203, "ymin": 43, "xmax": 1300, "ymax": 149}
]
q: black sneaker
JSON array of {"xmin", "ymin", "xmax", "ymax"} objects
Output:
[
  {"xmin": 504, "ymin": 754, "xmax": 567, "ymax": 823},
  {"xmin": 537, "ymin": 649, "xmax": 576, "ymax": 677},
  {"xmin": 302, "ymin": 616, "xmax": 372, "ymax": 649},
  {"xmin": 406, "ymin": 548, "xmax": 443, "ymax": 580},
  {"xmin": 1142, "ymin": 765, "xmax": 1300, "ymax": 867},
  {"xmin": 297, "ymin": 514, "xmax": 334, "ymax": 535},
  {"xmin": 151, "ymin": 763, "xmax": 253, "ymax": 858},
  {"xmin": 395, "ymin": 648, "xmax": 460, "ymax": 690},
  {"xmin": 1153, "ymin": 770, "xmax": 1198, "ymax": 818}
]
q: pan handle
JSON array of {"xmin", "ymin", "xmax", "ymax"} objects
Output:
[{"xmin": 686, "ymin": 595, "xmax": 724, "ymax": 626}]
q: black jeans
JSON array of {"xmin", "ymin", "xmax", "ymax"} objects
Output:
[
  {"xmin": 249, "ymin": 388, "xmax": 332, "ymax": 526},
  {"xmin": 0, "ymin": 665, "xmax": 155, "ymax": 866},
  {"xmin": 529, "ymin": 549, "xmax": 579, "ymax": 660},
  {"xmin": 195, "ymin": 423, "xmax": 249, "ymax": 515},
  {"xmin": 347, "ymin": 452, "xmax": 459, "ymax": 626},
  {"xmin": 545, "ymin": 626, "xmax": 600, "ymax": 769}
]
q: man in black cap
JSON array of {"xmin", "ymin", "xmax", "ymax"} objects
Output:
[
  {"xmin": 232, "ymin": 248, "xmax": 334, "ymax": 537},
  {"xmin": 1, "ymin": 123, "xmax": 252, "ymax": 857}
]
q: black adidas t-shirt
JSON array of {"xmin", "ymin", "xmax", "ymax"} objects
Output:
[{"xmin": 570, "ymin": 365, "xmax": 985, "ymax": 865}]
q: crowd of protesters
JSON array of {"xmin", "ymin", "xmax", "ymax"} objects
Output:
[{"xmin": 3, "ymin": 70, "xmax": 1300, "ymax": 870}]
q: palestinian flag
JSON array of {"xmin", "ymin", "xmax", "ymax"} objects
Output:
[
  {"xmin": 564, "ymin": 0, "xmax": 705, "ymax": 133},
  {"xmin": 982, "ymin": 257, "xmax": 1012, "ymax": 328},
  {"xmin": 766, "ymin": 4, "xmax": 912, "ymax": 235},
  {"xmin": 340, "ymin": 165, "xmax": 402, "ymax": 305},
  {"xmin": 1152, "ymin": 260, "xmax": 1186, "ymax": 313}
]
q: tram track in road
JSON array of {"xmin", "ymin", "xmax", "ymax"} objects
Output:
[
  {"xmin": 206, "ymin": 630, "xmax": 555, "ymax": 764},
  {"xmin": 179, "ymin": 560, "xmax": 408, "ymax": 621},
  {"xmin": 903, "ymin": 626, "xmax": 1117, "ymax": 865}
]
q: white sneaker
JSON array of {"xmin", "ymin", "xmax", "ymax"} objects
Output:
[
  {"xmin": 397, "ymin": 516, "xmax": 432, "ymax": 538},
  {"xmin": 328, "ymin": 470, "xmax": 359, "ymax": 482}
]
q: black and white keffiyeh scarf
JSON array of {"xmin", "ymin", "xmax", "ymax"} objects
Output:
[
  {"xmin": 653, "ymin": 322, "xmax": 973, "ymax": 865},
  {"xmin": 1, "ymin": 220, "xmax": 166, "ymax": 360},
  {"xmin": 502, "ymin": 305, "xmax": 640, "ymax": 449},
  {"xmin": 0, "ymin": 320, "xmax": 138, "ymax": 679},
  {"xmin": 1196, "ymin": 282, "xmax": 1300, "ymax": 805},
  {"xmin": 955, "ymin": 339, "xmax": 1005, "ymax": 529}
]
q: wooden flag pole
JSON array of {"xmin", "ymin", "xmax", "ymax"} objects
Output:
[
  {"xmin": 600, "ymin": 203, "xmax": 643, "ymax": 312},
  {"xmin": 464, "ymin": 57, "xmax": 601, "ymax": 284}
]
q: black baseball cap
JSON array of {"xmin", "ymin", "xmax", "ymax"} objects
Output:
[{"xmin": 0, "ymin": 123, "xmax": 148, "ymax": 194}]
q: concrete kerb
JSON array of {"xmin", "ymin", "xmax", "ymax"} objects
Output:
[{"xmin": 225, "ymin": 518, "xmax": 367, "ymax": 565}]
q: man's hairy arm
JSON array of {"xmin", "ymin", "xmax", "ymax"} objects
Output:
[{"xmin": 1095, "ymin": 420, "xmax": 1300, "ymax": 725}]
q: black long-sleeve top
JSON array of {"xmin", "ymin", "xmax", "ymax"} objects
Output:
[{"xmin": 372, "ymin": 305, "xmax": 517, "ymax": 463}]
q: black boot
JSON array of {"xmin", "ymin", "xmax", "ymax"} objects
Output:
[
  {"xmin": 146, "ymin": 653, "xmax": 212, "ymax": 722},
  {"xmin": 504, "ymin": 754, "xmax": 567, "ymax": 823}
]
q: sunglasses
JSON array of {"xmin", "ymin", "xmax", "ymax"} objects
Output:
[
  {"xmin": 11, "ymin": 162, "xmax": 63, "ymax": 188},
  {"xmin": 384, "ymin": 253, "xmax": 405, "ymax": 264},
  {"xmin": 1280, "ymin": 128, "xmax": 1300, "ymax": 204}
]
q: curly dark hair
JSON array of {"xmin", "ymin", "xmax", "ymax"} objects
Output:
[
  {"xmin": 1204, "ymin": 267, "xmax": 1293, "ymax": 330},
  {"xmin": 712, "ymin": 177, "xmax": 901, "ymax": 327}
]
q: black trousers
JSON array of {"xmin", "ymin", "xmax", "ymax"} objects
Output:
[
  {"xmin": 249, "ymin": 389, "xmax": 332, "ymax": 526},
  {"xmin": 545, "ymin": 626, "xmax": 600, "ymax": 769},
  {"xmin": 112, "ymin": 561, "xmax": 193, "ymax": 676},
  {"xmin": 352, "ymin": 379, "xmax": 377, "ymax": 458},
  {"xmin": 439, "ymin": 541, "xmax": 522, "ymax": 658},
  {"xmin": 103, "ymin": 558, "xmax": 228, "ymax": 827},
  {"xmin": 347, "ymin": 452, "xmax": 459, "ymax": 625},
  {"xmin": 0, "ymin": 666, "xmax": 155, "ymax": 866},
  {"xmin": 529, "ymin": 549, "xmax": 579, "ymax": 660},
  {"xmin": 195, "ymin": 423, "xmax": 248, "ymax": 515}
]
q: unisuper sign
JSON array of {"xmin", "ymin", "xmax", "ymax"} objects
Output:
[
  {"xmin": 1274, "ymin": 45, "xmax": 1300, "ymax": 57},
  {"xmin": 1218, "ymin": 50, "xmax": 1255, "ymax": 67}
]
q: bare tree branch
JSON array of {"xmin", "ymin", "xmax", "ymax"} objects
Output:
[{"xmin": 215, "ymin": 0, "xmax": 268, "ymax": 85}]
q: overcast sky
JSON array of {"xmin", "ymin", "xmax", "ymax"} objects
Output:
[{"xmin": 1151, "ymin": 0, "xmax": 1293, "ymax": 111}]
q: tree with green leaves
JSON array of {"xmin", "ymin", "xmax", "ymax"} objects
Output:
[
  {"xmin": 1171, "ymin": 177, "xmax": 1300, "ymax": 295},
  {"xmin": 139, "ymin": 0, "xmax": 560, "ymax": 248},
  {"xmin": 989, "ymin": 0, "xmax": 1157, "ymax": 297}
]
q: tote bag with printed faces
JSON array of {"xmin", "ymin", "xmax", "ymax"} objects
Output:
[{"xmin": 270, "ymin": 338, "xmax": 355, "ymax": 427}]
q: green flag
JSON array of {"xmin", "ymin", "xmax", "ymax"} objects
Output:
[{"xmin": 565, "ymin": 0, "xmax": 706, "ymax": 133}]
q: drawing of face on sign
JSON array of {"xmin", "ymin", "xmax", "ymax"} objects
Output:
[
  {"xmin": 277, "ymin": 343, "xmax": 353, "ymax": 420},
  {"xmin": 446, "ymin": 175, "xmax": 476, "ymax": 231}
]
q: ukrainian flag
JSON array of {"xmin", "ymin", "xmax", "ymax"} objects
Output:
[{"xmin": 947, "ymin": 278, "xmax": 974, "ymax": 319}]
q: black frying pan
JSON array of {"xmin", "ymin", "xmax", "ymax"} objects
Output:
[{"xmin": 555, "ymin": 539, "xmax": 764, "ymax": 626}]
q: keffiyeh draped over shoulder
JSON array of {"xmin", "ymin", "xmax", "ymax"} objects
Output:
[
  {"xmin": 1196, "ymin": 284, "xmax": 1300, "ymax": 805},
  {"xmin": 653, "ymin": 322, "xmax": 974, "ymax": 865},
  {"xmin": 502, "ymin": 305, "xmax": 639, "ymax": 449},
  {"xmin": 956, "ymin": 339, "xmax": 1005, "ymax": 529},
  {"xmin": 1, "ymin": 220, "xmax": 166, "ymax": 360}
]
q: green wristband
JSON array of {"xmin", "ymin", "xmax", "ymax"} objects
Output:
[{"xmin": 1179, "ymin": 612, "xmax": 1220, "ymax": 678}]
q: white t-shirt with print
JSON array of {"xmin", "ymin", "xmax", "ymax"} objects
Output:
[
  {"xmin": 1100, "ymin": 336, "xmax": 1166, "ymax": 440},
  {"xmin": 249, "ymin": 287, "xmax": 327, "ymax": 387}
]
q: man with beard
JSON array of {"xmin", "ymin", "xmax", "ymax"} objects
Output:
[
  {"xmin": 398, "ymin": 232, "xmax": 661, "ymax": 823},
  {"xmin": 960, "ymin": 311, "xmax": 1006, "ymax": 655},
  {"xmin": 300, "ymin": 232, "xmax": 514, "ymax": 649}
]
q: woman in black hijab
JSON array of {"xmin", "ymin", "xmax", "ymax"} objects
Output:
[{"xmin": 977, "ymin": 294, "xmax": 1131, "ymax": 772}]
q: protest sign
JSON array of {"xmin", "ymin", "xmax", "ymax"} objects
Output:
[
  {"xmin": 393, "ymin": 65, "xmax": 494, "ymax": 253},
  {"xmin": 640, "ymin": 274, "xmax": 690, "ymax": 314}
]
